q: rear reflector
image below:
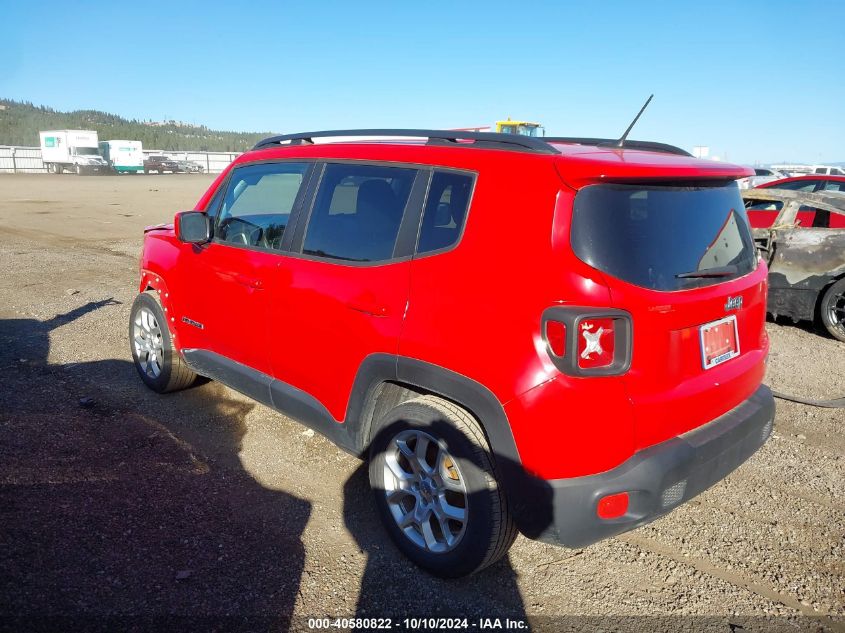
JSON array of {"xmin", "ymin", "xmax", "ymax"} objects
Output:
[
  {"xmin": 545, "ymin": 320, "xmax": 566, "ymax": 357},
  {"xmin": 597, "ymin": 492, "xmax": 629, "ymax": 519},
  {"xmin": 577, "ymin": 317, "xmax": 616, "ymax": 369}
]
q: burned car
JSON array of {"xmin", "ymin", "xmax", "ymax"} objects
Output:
[{"xmin": 744, "ymin": 188, "xmax": 845, "ymax": 341}]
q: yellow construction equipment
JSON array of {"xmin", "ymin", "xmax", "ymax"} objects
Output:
[{"xmin": 495, "ymin": 118, "xmax": 544, "ymax": 137}]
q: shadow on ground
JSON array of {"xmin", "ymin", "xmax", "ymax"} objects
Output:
[
  {"xmin": 0, "ymin": 303, "xmax": 311, "ymax": 630},
  {"xmin": 766, "ymin": 312, "xmax": 836, "ymax": 340}
]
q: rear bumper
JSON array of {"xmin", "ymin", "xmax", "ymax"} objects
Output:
[{"xmin": 515, "ymin": 384, "xmax": 775, "ymax": 547}]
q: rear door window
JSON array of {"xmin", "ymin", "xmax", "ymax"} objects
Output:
[
  {"xmin": 302, "ymin": 163, "xmax": 416, "ymax": 262},
  {"xmin": 417, "ymin": 171, "xmax": 474, "ymax": 254},
  {"xmin": 216, "ymin": 162, "xmax": 309, "ymax": 250},
  {"xmin": 572, "ymin": 184, "xmax": 757, "ymax": 291}
]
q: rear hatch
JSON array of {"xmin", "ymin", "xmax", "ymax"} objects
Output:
[{"xmin": 570, "ymin": 182, "xmax": 769, "ymax": 451}]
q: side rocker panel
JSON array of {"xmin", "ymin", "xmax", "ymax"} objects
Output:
[{"xmin": 181, "ymin": 348, "xmax": 356, "ymax": 453}]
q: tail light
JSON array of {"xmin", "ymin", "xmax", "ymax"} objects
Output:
[
  {"xmin": 541, "ymin": 307, "xmax": 632, "ymax": 376},
  {"xmin": 544, "ymin": 320, "xmax": 567, "ymax": 357}
]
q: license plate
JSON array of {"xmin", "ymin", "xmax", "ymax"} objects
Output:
[{"xmin": 700, "ymin": 315, "xmax": 740, "ymax": 370}]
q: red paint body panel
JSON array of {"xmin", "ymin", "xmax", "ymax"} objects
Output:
[
  {"xmin": 270, "ymin": 256, "xmax": 411, "ymax": 422},
  {"xmin": 504, "ymin": 373, "xmax": 635, "ymax": 478},
  {"xmin": 549, "ymin": 143, "xmax": 752, "ymax": 188},
  {"xmin": 606, "ymin": 267, "xmax": 769, "ymax": 452},
  {"xmin": 138, "ymin": 139, "xmax": 769, "ymax": 484},
  {"xmin": 171, "ymin": 242, "xmax": 279, "ymax": 374}
]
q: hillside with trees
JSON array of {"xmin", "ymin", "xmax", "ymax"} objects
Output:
[{"xmin": 0, "ymin": 99, "xmax": 276, "ymax": 151}]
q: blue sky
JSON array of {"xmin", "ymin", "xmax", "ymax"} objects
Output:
[{"xmin": 2, "ymin": 1, "xmax": 843, "ymax": 164}]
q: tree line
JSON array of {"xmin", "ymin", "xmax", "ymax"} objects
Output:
[{"xmin": 0, "ymin": 99, "xmax": 275, "ymax": 152}]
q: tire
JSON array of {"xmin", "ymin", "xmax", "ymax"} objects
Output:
[
  {"xmin": 129, "ymin": 292, "xmax": 199, "ymax": 393},
  {"xmin": 820, "ymin": 278, "xmax": 845, "ymax": 342},
  {"xmin": 144, "ymin": 168, "xmax": 149, "ymax": 174},
  {"xmin": 75, "ymin": 164, "xmax": 82, "ymax": 175},
  {"xmin": 368, "ymin": 395, "xmax": 517, "ymax": 578}
]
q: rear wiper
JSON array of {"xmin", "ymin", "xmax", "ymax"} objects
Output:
[{"xmin": 675, "ymin": 265, "xmax": 737, "ymax": 279}]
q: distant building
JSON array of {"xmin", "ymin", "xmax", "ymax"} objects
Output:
[{"xmin": 144, "ymin": 119, "xmax": 195, "ymax": 128}]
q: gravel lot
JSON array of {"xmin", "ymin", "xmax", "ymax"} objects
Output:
[{"xmin": 0, "ymin": 174, "xmax": 842, "ymax": 632}]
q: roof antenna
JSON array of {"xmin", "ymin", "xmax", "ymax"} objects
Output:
[{"xmin": 614, "ymin": 94, "xmax": 653, "ymax": 148}]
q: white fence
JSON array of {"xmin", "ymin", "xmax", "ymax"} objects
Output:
[
  {"xmin": 0, "ymin": 146, "xmax": 44, "ymax": 173},
  {"xmin": 0, "ymin": 145, "xmax": 241, "ymax": 174}
]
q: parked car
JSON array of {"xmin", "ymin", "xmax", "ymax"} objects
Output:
[
  {"xmin": 737, "ymin": 167, "xmax": 789, "ymax": 189},
  {"xmin": 744, "ymin": 188, "xmax": 845, "ymax": 341},
  {"xmin": 755, "ymin": 174, "xmax": 845, "ymax": 195},
  {"xmin": 175, "ymin": 159, "xmax": 205, "ymax": 173},
  {"xmin": 130, "ymin": 129, "xmax": 774, "ymax": 577},
  {"xmin": 811, "ymin": 165, "xmax": 845, "ymax": 176},
  {"xmin": 143, "ymin": 155, "xmax": 181, "ymax": 174}
]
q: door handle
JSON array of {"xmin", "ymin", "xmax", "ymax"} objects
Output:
[
  {"xmin": 234, "ymin": 273, "xmax": 264, "ymax": 289},
  {"xmin": 346, "ymin": 298, "xmax": 389, "ymax": 317}
]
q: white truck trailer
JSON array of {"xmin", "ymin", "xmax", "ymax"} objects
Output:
[
  {"xmin": 39, "ymin": 130, "xmax": 109, "ymax": 175},
  {"xmin": 98, "ymin": 140, "xmax": 144, "ymax": 174}
]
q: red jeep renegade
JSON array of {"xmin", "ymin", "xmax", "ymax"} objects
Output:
[{"xmin": 130, "ymin": 130, "xmax": 775, "ymax": 577}]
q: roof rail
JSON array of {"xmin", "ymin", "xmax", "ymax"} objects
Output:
[
  {"xmin": 252, "ymin": 129, "xmax": 561, "ymax": 155},
  {"xmin": 543, "ymin": 137, "xmax": 692, "ymax": 157}
]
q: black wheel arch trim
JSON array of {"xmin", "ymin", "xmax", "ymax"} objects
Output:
[{"xmin": 343, "ymin": 354, "xmax": 522, "ymax": 468}]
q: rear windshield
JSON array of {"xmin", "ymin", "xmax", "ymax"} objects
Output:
[{"xmin": 571, "ymin": 184, "xmax": 757, "ymax": 291}]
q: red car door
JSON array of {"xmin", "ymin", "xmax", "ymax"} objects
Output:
[
  {"xmin": 268, "ymin": 162, "xmax": 423, "ymax": 421},
  {"xmin": 173, "ymin": 161, "xmax": 312, "ymax": 375}
]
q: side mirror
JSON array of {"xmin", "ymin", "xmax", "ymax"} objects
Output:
[{"xmin": 175, "ymin": 211, "xmax": 211, "ymax": 244}]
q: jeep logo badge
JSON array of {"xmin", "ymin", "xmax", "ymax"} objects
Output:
[{"xmin": 725, "ymin": 296, "xmax": 743, "ymax": 312}]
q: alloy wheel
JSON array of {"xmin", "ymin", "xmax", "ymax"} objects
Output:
[
  {"xmin": 132, "ymin": 307, "xmax": 164, "ymax": 378},
  {"xmin": 826, "ymin": 288, "xmax": 845, "ymax": 331},
  {"xmin": 382, "ymin": 429, "xmax": 468, "ymax": 553}
]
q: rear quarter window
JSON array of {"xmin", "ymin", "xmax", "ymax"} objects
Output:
[{"xmin": 417, "ymin": 171, "xmax": 474, "ymax": 254}]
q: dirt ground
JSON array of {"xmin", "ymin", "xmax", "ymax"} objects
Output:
[{"xmin": 0, "ymin": 174, "xmax": 842, "ymax": 632}]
